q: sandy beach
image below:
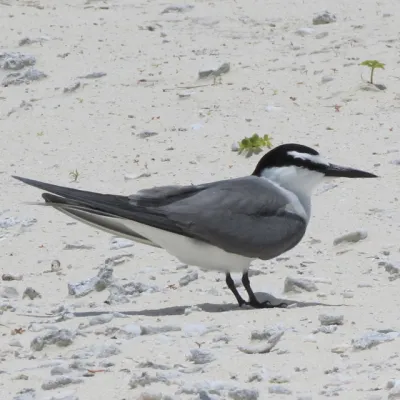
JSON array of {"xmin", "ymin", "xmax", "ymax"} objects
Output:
[{"xmin": 1, "ymin": 0, "xmax": 400, "ymax": 399}]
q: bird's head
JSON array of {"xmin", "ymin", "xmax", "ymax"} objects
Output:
[{"xmin": 252, "ymin": 143, "xmax": 377, "ymax": 195}]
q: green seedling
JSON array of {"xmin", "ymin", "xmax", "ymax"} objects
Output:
[
  {"xmin": 360, "ymin": 60, "xmax": 385, "ymax": 84},
  {"xmin": 238, "ymin": 133, "xmax": 273, "ymax": 157},
  {"xmin": 69, "ymin": 169, "xmax": 80, "ymax": 182}
]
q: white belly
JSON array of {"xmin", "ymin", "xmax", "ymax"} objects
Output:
[{"xmin": 123, "ymin": 220, "xmax": 252, "ymax": 273}]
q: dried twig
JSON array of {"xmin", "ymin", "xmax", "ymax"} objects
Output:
[{"xmin": 162, "ymin": 84, "xmax": 212, "ymax": 92}]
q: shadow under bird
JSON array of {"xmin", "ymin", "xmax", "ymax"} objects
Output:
[{"xmin": 13, "ymin": 143, "xmax": 377, "ymax": 309}]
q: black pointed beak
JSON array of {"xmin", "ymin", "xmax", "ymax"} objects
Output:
[{"xmin": 324, "ymin": 164, "xmax": 378, "ymax": 178}]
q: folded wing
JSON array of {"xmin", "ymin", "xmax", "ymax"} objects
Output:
[
  {"xmin": 13, "ymin": 175, "xmax": 307, "ymax": 260},
  {"xmin": 158, "ymin": 177, "xmax": 307, "ymax": 260}
]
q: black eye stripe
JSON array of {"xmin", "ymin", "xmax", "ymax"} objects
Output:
[
  {"xmin": 251, "ymin": 144, "xmax": 326, "ymax": 177},
  {"xmin": 253, "ymin": 157, "xmax": 327, "ymax": 176},
  {"xmin": 287, "ymin": 158, "xmax": 327, "ymax": 173}
]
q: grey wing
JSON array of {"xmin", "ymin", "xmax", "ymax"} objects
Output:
[
  {"xmin": 13, "ymin": 175, "xmax": 307, "ymax": 260},
  {"xmin": 129, "ymin": 182, "xmax": 213, "ymax": 207},
  {"xmin": 160, "ymin": 176, "xmax": 307, "ymax": 260}
]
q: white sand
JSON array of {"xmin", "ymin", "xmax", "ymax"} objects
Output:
[{"xmin": 1, "ymin": 0, "xmax": 400, "ymax": 399}]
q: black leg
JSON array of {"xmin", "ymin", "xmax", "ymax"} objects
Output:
[
  {"xmin": 242, "ymin": 272, "xmax": 287, "ymax": 309},
  {"xmin": 225, "ymin": 273, "xmax": 246, "ymax": 307}
]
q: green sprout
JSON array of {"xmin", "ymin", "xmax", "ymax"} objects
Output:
[
  {"xmin": 238, "ymin": 133, "xmax": 273, "ymax": 157},
  {"xmin": 69, "ymin": 169, "xmax": 80, "ymax": 182},
  {"xmin": 360, "ymin": 60, "xmax": 385, "ymax": 84}
]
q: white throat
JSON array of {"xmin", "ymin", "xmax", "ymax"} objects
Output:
[{"xmin": 261, "ymin": 166, "xmax": 326, "ymax": 220}]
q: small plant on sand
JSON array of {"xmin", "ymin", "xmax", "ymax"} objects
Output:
[
  {"xmin": 360, "ymin": 60, "xmax": 385, "ymax": 85},
  {"xmin": 69, "ymin": 169, "xmax": 80, "ymax": 182},
  {"xmin": 238, "ymin": 133, "xmax": 273, "ymax": 157}
]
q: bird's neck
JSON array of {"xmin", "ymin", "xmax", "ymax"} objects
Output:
[{"xmin": 260, "ymin": 166, "xmax": 325, "ymax": 221}]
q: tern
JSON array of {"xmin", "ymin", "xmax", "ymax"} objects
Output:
[{"xmin": 13, "ymin": 143, "xmax": 377, "ymax": 309}]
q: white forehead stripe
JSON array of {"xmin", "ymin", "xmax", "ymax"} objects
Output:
[{"xmin": 287, "ymin": 151, "xmax": 329, "ymax": 166}]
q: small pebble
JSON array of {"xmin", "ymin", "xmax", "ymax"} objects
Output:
[
  {"xmin": 198, "ymin": 62, "xmax": 230, "ymax": 79},
  {"xmin": 333, "ymin": 230, "xmax": 368, "ymax": 245},
  {"xmin": 110, "ymin": 237, "xmax": 134, "ymax": 249},
  {"xmin": 318, "ymin": 314, "xmax": 344, "ymax": 326},
  {"xmin": 187, "ymin": 349, "xmax": 215, "ymax": 364},
  {"xmin": 321, "ymin": 76, "xmax": 334, "ymax": 84},
  {"xmin": 51, "ymin": 259, "xmax": 62, "ymax": 272},
  {"xmin": 138, "ymin": 131, "xmax": 159, "ymax": 139},
  {"xmin": 313, "ymin": 11, "xmax": 337, "ymax": 25},
  {"xmin": 12, "ymin": 389, "xmax": 36, "ymax": 400},
  {"xmin": 0, "ymin": 51, "xmax": 36, "ymax": 70},
  {"xmin": 161, "ymin": 5, "xmax": 194, "ymax": 14},
  {"xmin": 269, "ymin": 385, "xmax": 292, "ymax": 395},
  {"xmin": 41, "ymin": 376, "xmax": 83, "ymax": 390},
  {"xmin": 63, "ymin": 81, "xmax": 81, "ymax": 93},
  {"xmin": 118, "ymin": 323, "xmax": 142, "ymax": 338},
  {"xmin": 31, "ymin": 329, "xmax": 75, "ymax": 351},
  {"xmin": 77, "ymin": 72, "xmax": 106, "ymax": 79},
  {"xmin": 23, "ymin": 287, "xmax": 41, "ymax": 300},
  {"xmin": 228, "ymin": 388, "xmax": 259, "ymax": 400},
  {"xmin": 2, "ymin": 273, "xmax": 23, "ymax": 281},
  {"xmin": 0, "ymin": 286, "xmax": 19, "ymax": 298},
  {"xmin": 284, "ymin": 277, "xmax": 318, "ymax": 293},
  {"xmin": 179, "ymin": 271, "xmax": 198, "ymax": 286},
  {"xmin": 50, "ymin": 365, "xmax": 72, "ymax": 375},
  {"xmin": 141, "ymin": 325, "xmax": 181, "ymax": 335},
  {"xmin": 341, "ymin": 289, "xmax": 354, "ymax": 298},
  {"xmin": 317, "ymin": 325, "xmax": 338, "ymax": 334},
  {"xmin": 352, "ymin": 331, "xmax": 397, "ymax": 350}
]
